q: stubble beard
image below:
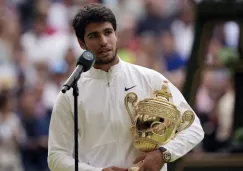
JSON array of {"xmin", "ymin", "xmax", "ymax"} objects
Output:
[{"xmin": 94, "ymin": 48, "xmax": 118, "ymax": 65}]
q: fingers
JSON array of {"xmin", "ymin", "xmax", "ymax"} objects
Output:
[
  {"xmin": 103, "ymin": 168, "xmax": 114, "ymax": 171},
  {"xmin": 138, "ymin": 162, "xmax": 145, "ymax": 171},
  {"xmin": 111, "ymin": 166, "xmax": 128, "ymax": 171},
  {"xmin": 133, "ymin": 154, "xmax": 146, "ymax": 164},
  {"xmin": 103, "ymin": 166, "xmax": 128, "ymax": 171}
]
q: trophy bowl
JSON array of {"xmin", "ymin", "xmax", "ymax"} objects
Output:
[{"xmin": 124, "ymin": 81, "xmax": 195, "ymax": 170}]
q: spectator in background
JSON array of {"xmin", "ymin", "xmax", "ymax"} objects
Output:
[
  {"xmin": 136, "ymin": 0, "xmax": 173, "ymax": 36},
  {"xmin": 34, "ymin": 78, "xmax": 50, "ymax": 120},
  {"xmin": 47, "ymin": 0, "xmax": 73, "ymax": 32},
  {"xmin": 17, "ymin": 88, "xmax": 49, "ymax": 171},
  {"xmin": 11, "ymin": 42, "xmax": 38, "ymax": 91},
  {"xmin": 16, "ymin": 0, "xmax": 36, "ymax": 33},
  {"xmin": 64, "ymin": 48, "xmax": 78, "ymax": 75},
  {"xmin": 20, "ymin": 12, "xmax": 51, "ymax": 64},
  {"xmin": 195, "ymin": 68, "xmax": 229, "ymax": 152},
  {"xmin": 43, "ymin": 60, "xmax": 68, "ymax": 111},
  {"xmin": 206, "ymin": 38, "xmax": 224, "ymax": 65},
  {"xmin": 103, "ymin": 0, "xmax": 145, "ymax": 27},
  {"xmin": 224, "ymin": 21, "xmax": 239, "ymax": 48},
  {"xmin": 160, "ymin": 30, "xmax": 186, "ymax": 90},
  {"xmin": 171, "ymin": 0, "xmax": 194, "ymax": 61},
  {"xmin": 0, "ymin": 89, "xmax": 26, "ymax": 171},
  {"xmin": 216, "ymin": 70, "xmax": 235, "ymax": 150},
  {"xmin": 21, "ymin": 9, "xmax": 70, "ymax": 66},
  {"xmin": 135, "ymin": 32, "xmax": 163, "ymax": 72},
  {"xmin": 0, "ymin": 7, "xmax": 20, "ymax": 65}
]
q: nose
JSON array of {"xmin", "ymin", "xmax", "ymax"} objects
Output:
[{"xmin": 99, "ymin": 34, "xmax": 108, "ymax": 46}]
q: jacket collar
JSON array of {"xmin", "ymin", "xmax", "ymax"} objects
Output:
[{"xmin": 86, "ymin": 58, "xmax": 124, "ymax": 79}]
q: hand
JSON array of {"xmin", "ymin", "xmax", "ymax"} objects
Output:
[
  {"xmin": 102, "ymin": 166, "xmax": 128, "ymax": 171},
  {"xmin": 133, "ymin": 150, "xmax": 164, "ymax": 171}
]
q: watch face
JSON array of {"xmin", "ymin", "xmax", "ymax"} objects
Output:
[{"xmin": 163, "ymin": 151, "xmax": 171, "ymax": 162}]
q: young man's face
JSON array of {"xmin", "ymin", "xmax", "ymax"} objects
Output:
[{"xmin": 79, "ymin": 22, "xmax": 117, "ymax": 65}]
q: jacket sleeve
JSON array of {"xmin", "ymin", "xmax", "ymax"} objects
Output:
[
  {"xmin": 150, "ymin": 70, "xmax": 204, "ymax": 162},
  {"xmin": 48, "ymin": 92, "xmax": 103, "ymax": 171}
]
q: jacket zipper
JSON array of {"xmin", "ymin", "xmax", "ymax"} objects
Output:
[
  {"xmin": 107, "ymin": 72, "xmax": 122, "ymax": 166},
  {"xmin": 107, "ymin": 73, "xmax": 110, "ymax": 87}
]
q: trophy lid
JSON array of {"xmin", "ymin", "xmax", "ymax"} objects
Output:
[
  {"xmin": 141, "ymin": 81, "xmax": 178, "ymax": 111},
  {"xmin": 135, "ymin": 81, "xmax": 180, "ymax": 123}
]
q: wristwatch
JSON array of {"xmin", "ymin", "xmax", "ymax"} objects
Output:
[{"xmin": 158, "ymin": 147, "xmax": 171, "ymax": 163}]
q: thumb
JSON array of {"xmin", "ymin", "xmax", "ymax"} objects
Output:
[
  {"xmin": 111, "ymin": 166, "xmax": 127, "ymax": 171},
  {"xmin": 133, "ymin": 154, "xmax": 146, "ymax": 164}
]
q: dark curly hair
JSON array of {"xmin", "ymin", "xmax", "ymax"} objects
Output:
[{"xmin": 72, "ymin": 3, "xmax": 117, "ymax": 43}]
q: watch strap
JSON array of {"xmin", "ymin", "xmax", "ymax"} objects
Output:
[{"xmin": 158, "ymin": 147, "xmax": 171, "ymax": 163}]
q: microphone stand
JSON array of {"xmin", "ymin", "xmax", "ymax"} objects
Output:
[
  {"xmin": 61, "ymin": 50, "xmax": 94, "ymax": 171},
  {"xmin": 62, "ymin": 77, "xmax": 80, "ymax": 171},
  {"xmin": 72, "ymin": 81, "xmax": 79, "ymax": 171}
]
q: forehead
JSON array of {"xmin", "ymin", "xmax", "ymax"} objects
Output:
[{"xmin": 85, "ymin": 22, "xmax": 114, "ymax": 35}]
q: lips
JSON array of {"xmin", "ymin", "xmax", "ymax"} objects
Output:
[{"xmin": 98, "ymin": 48, "xmax": 111, "ymax": 54}]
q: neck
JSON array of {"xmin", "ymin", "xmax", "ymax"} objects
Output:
[{"xmin": 93, "ymin": 56, "xmax": 119, "ymax": 72}]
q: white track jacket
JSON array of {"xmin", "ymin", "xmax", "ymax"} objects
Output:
[{"xmin": 48, "ymin": 59, "xmax": 204, "ymax": 171}]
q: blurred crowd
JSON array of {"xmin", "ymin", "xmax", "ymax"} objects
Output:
[{"xmin": 0, "ymin": 0, "xmax": 241, "ymax": 171}]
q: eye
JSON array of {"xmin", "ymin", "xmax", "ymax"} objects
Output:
[
  {"xmin": 89, "ymin": 34, "xmax": 97, "ymax": 39},
  {"xmin": 105, "ymin": 30, "xmax": 113, "ymax": 35}
]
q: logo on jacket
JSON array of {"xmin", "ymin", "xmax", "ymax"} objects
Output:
[{"xmin": 125, "ymin": 85, "xmax": 137, "ymax": 91}]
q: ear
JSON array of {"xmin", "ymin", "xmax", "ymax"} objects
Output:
[
  {"xmin": 114, "ymin": 31, "xmax": 118, "ymax": 41},
  {"xmin": 78, "ymin": 39, "xmax": 86, "ymax": 50}
]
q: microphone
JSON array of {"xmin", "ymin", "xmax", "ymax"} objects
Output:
[{"xmin": 61, "ymin": 50, "xmax": 95, "ymax": 93}]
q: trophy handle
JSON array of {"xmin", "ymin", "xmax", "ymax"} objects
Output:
[
  {"xmin": 174, "ymin": 110, "xmax": 195, "ymax": 136},
  {"xmin": 124, "ymin": 92, "xmax": 138, "ymax": 124}
]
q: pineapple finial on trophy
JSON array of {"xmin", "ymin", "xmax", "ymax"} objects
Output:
[{"xmin": 153, "ymin": 80, "xmax": 172, "ymax": 101}]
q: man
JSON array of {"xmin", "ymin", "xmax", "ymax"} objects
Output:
[{"xmin": 48, "ymin": 3, "xmax": 204, "ymax": 171}]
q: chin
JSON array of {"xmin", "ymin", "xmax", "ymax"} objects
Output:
[{"xmin": 95, "ymin": 55, "xmax": 115, "ymax": 65}]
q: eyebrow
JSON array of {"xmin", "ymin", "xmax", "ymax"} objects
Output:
[
  {"xmin": 104, "ymin": 28, "xmax": 113, "ymax": 32},
  {"xmin": 87, "ymin": 31, "xmax": 98, "ymax": 37},
  {"xmin": 86, "ymin": 28, "xmax": 113, "ymax": 37}
]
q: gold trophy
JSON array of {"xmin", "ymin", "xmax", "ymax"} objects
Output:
[{"xmin": 124, "ymin": 81, "xmax": 195, "ymax": 171}]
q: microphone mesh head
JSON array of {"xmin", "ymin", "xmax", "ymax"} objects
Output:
[{"xmin": 76, "ymin": 50, "xmax": 95, "ymax": 72}]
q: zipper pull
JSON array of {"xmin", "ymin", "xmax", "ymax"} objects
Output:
[{"xmin": 107, "ymin": 82, "xmax": 110, "ymax": 86}]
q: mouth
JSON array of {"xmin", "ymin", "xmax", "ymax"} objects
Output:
[
  {"xmin": 97, "ymin": 49, "xmax": 112, "ymax": 58},
  {"xmin": 98, "ymin": 48, "xmax": 111, "ymax": 54}
]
